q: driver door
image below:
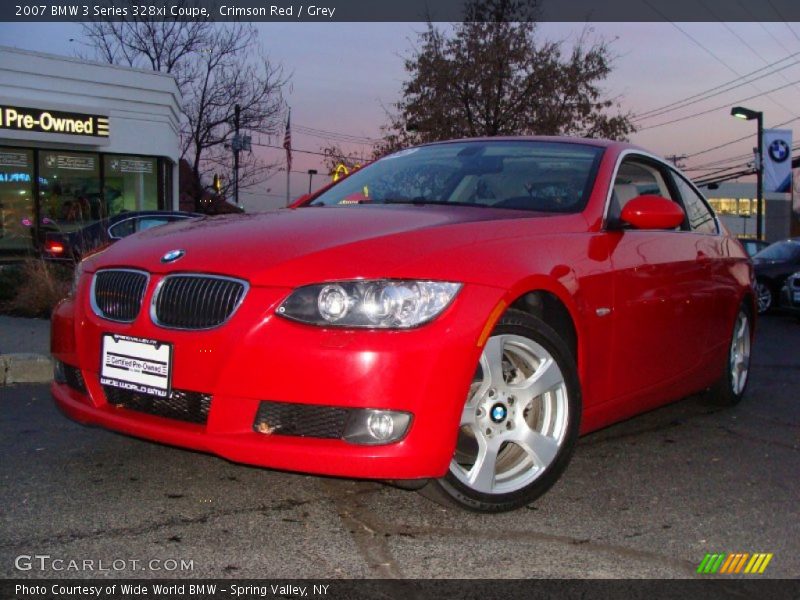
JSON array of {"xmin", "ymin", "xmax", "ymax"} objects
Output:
[{"xmin": 605, "ymin": 156, "xmax": 710, "ymax": 405}]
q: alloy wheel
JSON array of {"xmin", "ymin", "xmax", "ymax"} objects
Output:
[
  {"xmin": 729, "ymin": 311, "xmax": 751, "ymax": 396},
  {"xmin": 450, "ymin": 334, "xmax": 569, "ymax": 495},
  {"xmin": 755, "ymin": 282, "xmax": 772, "ymax": 313}
]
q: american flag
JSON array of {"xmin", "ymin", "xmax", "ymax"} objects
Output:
[{"xmin": 283, "ymin": 110, "xmax": 292, "ymax": 172}]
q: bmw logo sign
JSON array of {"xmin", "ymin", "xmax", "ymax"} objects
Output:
[
  {"xmin": 161, "ymin": 249, "xmax": 185, "ymax": 263},
  {"xmin": 768, "ymin": 139, "xmax": 790, "ymax": 163},
  {"xmin": 490, "ymin": 403, "xmax": 507, "ymax": 423}
]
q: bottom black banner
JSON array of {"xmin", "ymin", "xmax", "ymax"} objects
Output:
[{"xmin": 2, "ymin": 579, "xmax": 800, "ymax": 600}]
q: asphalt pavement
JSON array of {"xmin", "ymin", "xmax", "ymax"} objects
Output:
[{"xmin": 0, "ymin": 314, "xmax": 798, "ymax": 579}]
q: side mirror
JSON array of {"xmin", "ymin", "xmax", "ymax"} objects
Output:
[{"xmin": 620, "ymin": 195, "xmax": 685, "ymax": 230}]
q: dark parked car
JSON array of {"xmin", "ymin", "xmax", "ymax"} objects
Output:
[
  {"xmin": 753, "ymin": 238, "xmax": 800, "ymax": 313},
  {"xmin": 43, "ymin": 211, "xmax": 201, "ymax": 262},
  {"xmin": 780, "ymin": 271, "xmax": 800, "ymax": 315},
  {"xmin": 737, "ymin": 237, "xmax": 770, "ymax": 258}
]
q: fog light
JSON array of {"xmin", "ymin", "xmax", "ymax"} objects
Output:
[
  {"xmin": 343, "ymin": 409, "xmax": 412, "ymax": 445},
  {"xmin": 367, "ymin": 412, "xmax": 395, "ymax": 441}
]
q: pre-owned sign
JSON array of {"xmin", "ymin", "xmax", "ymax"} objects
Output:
[{"xmin": 0, "ymin": 105, "xmax": 109, "ymax": 138}]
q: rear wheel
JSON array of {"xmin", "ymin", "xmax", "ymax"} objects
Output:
[
  {"xmin": 707, "ymin": 303, "xmax": 752, "ymax": 406},
  {"xmin": 420, "ymin": 310, "xmax": 580, "ymax": 512}
]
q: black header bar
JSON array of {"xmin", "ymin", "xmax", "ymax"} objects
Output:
[{"xmin": 2, "ymin": 0, "xmax": 800, "ymax": 22}]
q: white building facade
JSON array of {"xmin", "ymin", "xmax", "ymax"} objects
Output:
[{"xmin": 0, "ymin": 46, "xmax": 181, "ymax": 258}]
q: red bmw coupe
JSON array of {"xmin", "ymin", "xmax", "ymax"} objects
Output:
[{"xmin": 51, "ymin": 138, "xmax": 754, "ymax": 512}]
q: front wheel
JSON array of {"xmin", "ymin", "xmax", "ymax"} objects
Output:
[{"xmin": 420, "ymin": 310, "xmax": 581, "ymax": 512}]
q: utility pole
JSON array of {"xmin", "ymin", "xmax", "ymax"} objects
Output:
[
  {"xmin": 233, "ymin": 104, "xmax": 240, "ymax": 207},
  {"xmin": 665, "ymin": 154, "xmax": 687, "ymax": 169}
]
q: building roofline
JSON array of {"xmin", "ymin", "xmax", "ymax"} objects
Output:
[{"xmin": 0, "ymin": 44, "xmax": 180, "ymax": 83}]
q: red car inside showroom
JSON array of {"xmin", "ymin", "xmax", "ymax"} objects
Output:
[{"xmin": 51, "ymin": 137, "xmax": 754, "ymax": 512}]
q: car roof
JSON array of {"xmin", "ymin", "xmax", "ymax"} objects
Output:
[{"xmin": 416, "ymin": 135, "xmax": 636, "ymax": 151}]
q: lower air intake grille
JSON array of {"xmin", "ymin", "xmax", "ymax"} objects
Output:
[
  {"xmin": 64, "ymin": 364, "xmax": 86, "ymax": 393},
  {"xmin": 103, "ymin": 386, "xmax": 211, "ymax": 425},
  {"xmin": 153, "ymin": 274, "xmax": 247, "ymax": 329},
  {"xmin": 253, "ymin": 401, "xmax": 350, "ymax": 439}
]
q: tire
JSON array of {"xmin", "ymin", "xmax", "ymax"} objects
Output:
[
  {"xmin": 419, "ymin": 309, "xmax": 581, "ymax": 513},
  {"xmin": 755, "ymin": 280, "xmax": 773, "ymax": 314},
  {"xmin": 707, "ymin": 303, "xmax": 752, "ymax": 406}
]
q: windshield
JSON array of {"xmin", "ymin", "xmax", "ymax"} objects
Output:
[
  {"xmin": 754, "ymin": 241, "xmax": 800, "ymax": 261},
  {"xmin": 309, "ymin": 141, "xmax": 603, "ymax": 213}
]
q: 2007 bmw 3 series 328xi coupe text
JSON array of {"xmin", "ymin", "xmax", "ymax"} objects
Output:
[{"xmin": 51, "ymin": 138, "xmax": 755, "ymax": 512}]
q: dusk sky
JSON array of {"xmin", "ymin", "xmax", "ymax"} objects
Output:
[{"xmin": 1, "ymin": 20, "xmax": 799, "ymax": 209}]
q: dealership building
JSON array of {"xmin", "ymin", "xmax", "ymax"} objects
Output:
[
  {"xmin": 0, "ymin": 46, "xmax": 181, "ymax": 258},
  {"xmin": 699, "ymin": 181, "xmax": 796, "ymax": 242}
]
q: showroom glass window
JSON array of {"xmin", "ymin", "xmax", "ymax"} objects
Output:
[
  {"xmin": 104, "ymin": 155, "xmax": 158, "ymax": 213},
  {"xmin": 38, "ymin": 151, "xmax": 101, "ymax": 233},
  {"xmin": 0, "ymin": 147, "xmax": 34, "ymax": 255}
]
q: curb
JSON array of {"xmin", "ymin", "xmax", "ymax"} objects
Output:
[{"xmin": 0, "ymin": 353, "xmax": 52, "ymax": 385}]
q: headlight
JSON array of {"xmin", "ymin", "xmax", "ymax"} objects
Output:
[{"xmin": 278, "ymin": 280, "xmax": 462, "ymax": 328}]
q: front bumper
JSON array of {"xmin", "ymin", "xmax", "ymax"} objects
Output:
[{"xmin": 51, "ymin": 279, "xmax": 503, "ymax": 480}]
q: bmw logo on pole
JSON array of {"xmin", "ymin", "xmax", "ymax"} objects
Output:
[
  {"xmin": 161, "ymin": 249, "xmax": 185, "ymax": 263},
  {"xmin": 768, "ymin": 139, "xmax": 790, "ymax": 163}
]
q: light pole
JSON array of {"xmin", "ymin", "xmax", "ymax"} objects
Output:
[
  {"xmin": 731, "ymin": 106, "xmax": 764, "ymax": 240},
  {"xmin": 307, "ymin": 169, "xmax": 318, "ymax": 194}
]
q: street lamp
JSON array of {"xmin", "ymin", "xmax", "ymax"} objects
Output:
[
  {"xmin": 307, "ymin": 169, "xmax": 318, "ymax": 194},
  {"xmin": 731, "ymin": 105, "xmax": 764, "ymax": 240}
]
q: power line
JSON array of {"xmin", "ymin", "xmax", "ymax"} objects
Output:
[
  {"xmin": 293, "ymin": 124, "xmax": 379, "ymax": 145},
  {"xmin": 640, "ymin": 3, "xmax": 800, "ymax": 119},
  {"xmin": 251, "ymin": 137, "xmax": 371, "ymax": 164},
  {"xmin": 637, "ymin": 78, "xmax": 800, "ymax": 131},
  {"xmin": 684, "ymin": 115, "xmax": 800, "ymax": 160},
  {"xmin": 633, "ymin": 52, "xmax": 800, "ymax": 122},
  {"xmin": 713, "ymin": 19, "xmax": 800, "ymax": 97}
]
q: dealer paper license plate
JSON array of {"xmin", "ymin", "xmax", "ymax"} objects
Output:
[{"xmin": 100, "ymin": 334, "xmax": 172, "ymax": 397}]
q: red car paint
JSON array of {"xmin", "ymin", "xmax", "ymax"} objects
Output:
[{"xmin": 51, "ymin": 137, "xmax": 754, "ymax": 480}]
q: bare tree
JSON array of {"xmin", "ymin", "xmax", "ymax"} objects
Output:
[
  {"xmin": 377, "ymin": 0, "xmax": 634, "ymax": 157},
  {"xmin": 320, "ymin": 143, "xmax": 370, "ymax": 176},
  {"xmin": 82, "ymin": 15, "xmax": 287, "ymax": 206}
]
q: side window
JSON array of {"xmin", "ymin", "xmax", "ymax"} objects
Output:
[
  {"xmin": 671, "ymin": 174, "xmax": 718, "ymax": 234},
  {"xmin": 608, "ymin": 158, "xmax": 674, "ymax": 223},
  {"xmin": 108, "ymin": 219, "xmax": 135, "ymax": 239}
]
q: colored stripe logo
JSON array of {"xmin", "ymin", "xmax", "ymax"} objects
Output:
[{"xmin": 697, "ymin": 552, "xmax": 773, "ymax": 574}]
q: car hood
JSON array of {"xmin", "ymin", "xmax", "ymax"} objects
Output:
[{"xmin": 85, "ymin": 205, "xmax": 581, "ymax": 287}]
